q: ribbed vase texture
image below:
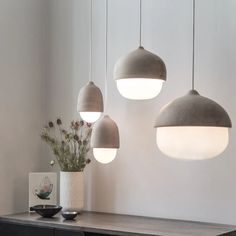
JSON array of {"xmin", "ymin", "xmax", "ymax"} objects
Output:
[{"xmin": 60, "ymin": 171, "xmax": 84, "ymax": 212}]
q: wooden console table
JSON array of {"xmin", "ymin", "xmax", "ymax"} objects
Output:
[{"xmin": 0, "ymin": 211, "xmax": 236, "ymax": 236}]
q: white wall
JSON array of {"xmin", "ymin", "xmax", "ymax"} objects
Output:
[
  {"xmin": 46, "ymin": 0, "xmax": 236, "ymax": 225},
  {"xmin": 0, "ymin": 0, "xmax": 50, "ymax": 214}
]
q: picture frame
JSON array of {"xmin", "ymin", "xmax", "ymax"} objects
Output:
[{"xmin": 29, "ymin": 172, "xmax": 57, "ymax": 211}]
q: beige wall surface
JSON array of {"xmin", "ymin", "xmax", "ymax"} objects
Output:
[{"xmin": 0, "ymin": 0, "xmax": 50, "ymax": 214}]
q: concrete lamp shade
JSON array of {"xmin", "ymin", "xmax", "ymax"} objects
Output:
[
  {"xmin": 77, "ymin": 81, "xmax": 104, "ymax": 123},
  {"xmin": 91, "ymin": 115, "xmax": 120, "ymax": 164},
  {"xmin": 154, "ymin": 90, "xmax": 232, "ymax": 160},
  {"xmin": 114, "ymin": 46, "xmax": 167, "ymax": 100}
]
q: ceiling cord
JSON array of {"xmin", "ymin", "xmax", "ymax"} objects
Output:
[
  {"xmin": 139, "ymin": 0, "xmax": 142, "ymax": 47},
  {"xmin": 104, "ymin": 0, "xmax": 108, "ymax": 113},
  {"xmin": 89, "ymin": 0, "xmax": 93, "ymax": 82},
  {"xmin": 192, "ymin": 0, "xmax": 196, "ymax": 90}
]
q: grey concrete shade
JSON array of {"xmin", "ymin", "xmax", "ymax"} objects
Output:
[
  {"xmin": 114, "ymin": 46, "xmax": 167, "ymax": 81},
  {"xmin": 91, "ymin": 115, "xmax": 120, "ymax": 148},
  {"xmin": 154, "ymin": 90, "xmax": 232, "ymax": 128},
  {"xmin": 77, "ymin": 81, "xmax": 104, "ymax": 112}
]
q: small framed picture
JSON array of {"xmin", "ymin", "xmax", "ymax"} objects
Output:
[{"xmin": 29, "ymin": 172, "xmax": 57, "ymax": 211}]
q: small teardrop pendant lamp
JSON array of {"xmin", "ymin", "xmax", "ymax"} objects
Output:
[
  {"xmin": 113, "ymin": 0, "xmax": 166, "ymax": 100},
  {"xmin": 77, "ymin": 0, "xmax": 104, "ymax": 123},
  {"xmin": 154, "ymin": 0, "xmax": 232, "ymax": 160},
  {"xmin": 91, "ymin": 0, "xmax": 120, "ymax": 164}
]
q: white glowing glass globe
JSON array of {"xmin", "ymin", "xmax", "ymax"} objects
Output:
[
  {"xmin": 79, "ymin": 112, "xmax": 102, "ymax": 123},
  {"xmin": 116, "ymin": 78, "xmax": 163, "ymax": 100},
  {"xmin": 156, "ymin": 126, "xmax": 229, "ymax": 160},
  {"xmin": 93, "ymin": 148, "xmax": 117, "ymax": 164}
]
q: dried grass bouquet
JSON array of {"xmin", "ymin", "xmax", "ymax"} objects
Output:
[{"xmin": 41, "ymin": 119, "xmax": 92, "ymax": 172}]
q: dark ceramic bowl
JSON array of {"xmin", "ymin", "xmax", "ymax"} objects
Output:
[
  {"xmin": 31, "ymin": 205, "xmax": 62, "ymax": 218},
  {"xmin": 62, "ymin": 211, "xmax": 78, "ymax": 220}
]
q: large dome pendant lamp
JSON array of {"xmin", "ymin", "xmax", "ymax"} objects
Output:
[
  {"xmin": 154, "ymin": 0, "xmax": 232, "ymax": 160},
  {"xmin": 91, "ymin": 0, "xmax": 120, "ymax": 164},
  {"xmin": 77, "ymin": 0, "xmax": 104, "ymax": 123},
  {"xmin": 113, "ymin": 0, "xmax": 166, "ymax": 100}
]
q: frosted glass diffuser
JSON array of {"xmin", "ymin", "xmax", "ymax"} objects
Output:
[
  {"xmin": 156, "ymin": 126, "xmax": 229, "ymax": 160},
  {"xmin": 93, "ymin": 148, "xmax": 118, "ymax": 164}
]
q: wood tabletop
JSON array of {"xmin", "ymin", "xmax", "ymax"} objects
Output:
[{"xmin": 0, "ymin": 211, "xmax": 236, "ymax": 236}]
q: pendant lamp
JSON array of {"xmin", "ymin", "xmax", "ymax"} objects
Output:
[
  {"xmin": 113, "ymin": 0, "xmax": 166, "ymax": 100},
  {"xmin": 92, "ymin": 115, "xmax": 120, "ymax": 164},
  {"xmin": 154, "ymin": 0, "xmax": 232, "ymax": 160},
  {"xmin": 77, "ymin": 0, "xmax": 103, "ymax": 123},
  {"xmin": 91, "ymin": 0, "xmax": 120, "ymax": 164}
]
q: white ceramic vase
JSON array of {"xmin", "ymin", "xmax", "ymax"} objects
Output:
[{"xmin": 60, "ymin": 171, "xmax": 84, "ymax": 212}]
